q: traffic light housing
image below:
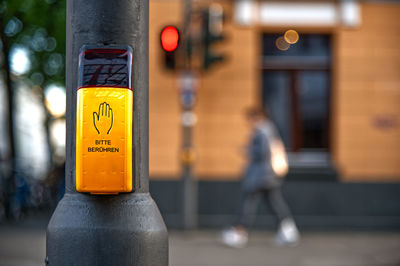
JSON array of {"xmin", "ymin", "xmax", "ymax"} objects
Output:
[
  {"xmin": 202, "ymin": 4, "xmax": 226, "ymax": 70},
  {"xmin": 160, "ymin": 25, "xmax": 180, "ymax": 70}
]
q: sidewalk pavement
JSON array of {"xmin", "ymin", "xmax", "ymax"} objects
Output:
[{"xmin": 0, "ymin": 226, "xmax": 399, "ymax": 266}]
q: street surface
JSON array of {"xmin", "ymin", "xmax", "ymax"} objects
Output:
[{"xmin": 0, "ymin": 225, "xmax": 399, "ymax": 266}]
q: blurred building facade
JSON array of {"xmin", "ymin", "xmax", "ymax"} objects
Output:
[
  {"xmin": 148, "ymin": 0, "xmax": 400, "ymax": 228},
  {"xmin": 149, "ymin": 0, "xmax": 400, "ymax": 182}
]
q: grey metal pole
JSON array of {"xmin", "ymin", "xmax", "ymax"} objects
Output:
[
  {"xmin": 46, "ymin": 0, "xmax": 168, "ymax": 265},
  {"xmin": 181, "ymin": 0, "xmax": 198, "ymax": 230}
]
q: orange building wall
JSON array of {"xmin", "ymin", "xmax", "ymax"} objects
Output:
[
  {"xmin": 332, "ymin": 3, "xmax": 400, "ymax": 181},
  {"xmin": 195, "ymin": 6, "xmax": 258, "ymax": 179},
  {"xmin": 149, "ymin": 1, "xmax": 257, "ymax": 179},
  {"xmin": 149, "ymin": 0, "xmax": 182, "ymax": 177},
  {"xmin": 149, "ymin": 1, "xmax": 400, "ymax": 182}
]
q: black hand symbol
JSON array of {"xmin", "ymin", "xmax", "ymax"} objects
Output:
[{"xmin": 93, "ymin": 102, "xmax": 113, "ymax": 135}]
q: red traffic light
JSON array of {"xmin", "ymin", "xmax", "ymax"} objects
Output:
[{"xmin": 161, "ymin": 26, "xmax": 179, "ymax": 52}]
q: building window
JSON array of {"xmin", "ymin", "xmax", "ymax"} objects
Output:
[{"xmin": 262, "ymin": 34, "xmax": 331, "ymax": 154}]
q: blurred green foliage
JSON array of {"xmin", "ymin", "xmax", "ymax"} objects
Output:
[{"xmin": 1, "ymin": 0, "xmax": 66, "ymax": 86}]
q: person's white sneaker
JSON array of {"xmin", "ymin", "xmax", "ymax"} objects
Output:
[
  {"xmin": 275, "ymin": 218, "xmax": 300, "ymax": 246},
  {"xmin": 221, "ymin": 227, "xmax": 248, "ymax": 248}
]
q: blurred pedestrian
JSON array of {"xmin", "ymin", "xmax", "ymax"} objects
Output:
[{"xmin": 221, "ymin": 107, "xmax": 300, "ymax": 248}]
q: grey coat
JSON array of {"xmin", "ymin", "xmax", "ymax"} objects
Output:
[{"xmin": 242, "ymin": 120, "xmax": 281, "ymax": 192}]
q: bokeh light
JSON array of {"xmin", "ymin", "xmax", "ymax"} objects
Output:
[
  {"xmin": 10, "ymin": 47, "xmax": 30, "ymax": 75},
  {"xmin": 50, "ymin": 118, "xmax": 66, "ymax": 161},
  {"xmin": 284, "ymin": 29, "xmax": 299, "ymax": 44},
  {"xmin": 44, "ymin": 84, "xmax": 66, "ymax": 117},
  {"xmin": 275, "ymin": 36, "xmax": 290, "ymax": 51}
]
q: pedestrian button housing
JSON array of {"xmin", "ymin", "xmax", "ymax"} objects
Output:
[{"xmin": 76, "ymin": 46, "xmax": 133, "ymax": 194}]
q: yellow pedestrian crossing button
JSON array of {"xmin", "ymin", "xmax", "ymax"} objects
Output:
[{"xmin": 76, "ymin": 46, "xmax": 133, "ymax": 194}]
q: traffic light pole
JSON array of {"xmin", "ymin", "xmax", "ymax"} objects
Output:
[
  {"xmin": 181, "ymin": 0, "xmax": 198, "ymax": 230},
  {"xmin": 46, "ymin": 0, "xmax": 168, "ymax": 265},
  {"xmin": 181, "ymin": 83, "xmax": 197, "ymax": 230}
]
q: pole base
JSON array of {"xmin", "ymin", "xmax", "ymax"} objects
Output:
[{"xmin": 46, "ymin": 193, "xmax": 168, "ymax": 266}]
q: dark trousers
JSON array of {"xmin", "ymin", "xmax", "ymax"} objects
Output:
[{"xmin": 237, "ymin": 186, "xmax": 292, "ymax": 229}]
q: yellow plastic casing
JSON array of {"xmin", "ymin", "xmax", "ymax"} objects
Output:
[{"xmin": 76, "ymin": 87, "xmax": 133, "ymax": 194}]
